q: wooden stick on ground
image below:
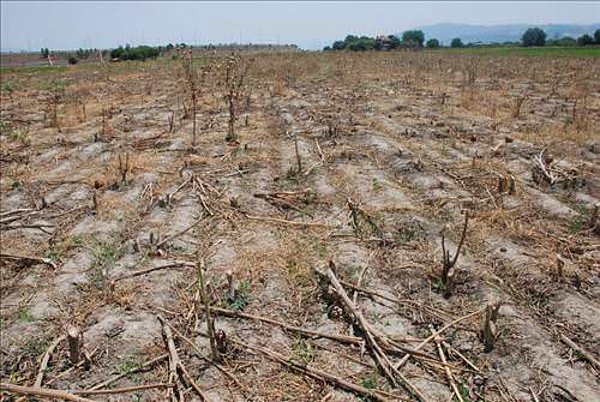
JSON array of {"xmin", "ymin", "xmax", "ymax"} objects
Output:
[
  {"xmin": 0, "ymin": 253, "xmax": 58, "ymax": 269},
  {"xmin": 156, "ymin": 218, "xmax": 203, "ymax": 249},
  {"xmin": 0, "ymin": 383, "xmax": 96, "ymax": 402},
  {"xmin": 34, "ymin": 334, "xmax": 66, "ymax": 388},
  {"xmin": 87, "ymin": 353, "xmax": 168, "ymax": 391},
  {"xmin": 206, "ymin": 305, "xmax": 363, "ymax": 345},
  {"xmin": 395, "ymin": 307, "xmax": 486, "ymax": 371},
  {"xmin": 109, "ymin": 261, "xmax": 195, "ymax": 289},
  {"xmin": 232, "ymin": 339, "xmax": 396, "ymax": 402},
  {"xmin": 560, "ymin": 333, "xmax": 600, "ymax": 371},
  {"xmin": 158, "ymin": 315, "xmax": 208, "ymax": 402},
  {"xmin": 326, "ymin": 262, "xmax": 428, "ymax": 402},
  {"xmin": 430, "ymin": 328, "xmax": 464, "ymax": 402},
  {"xmin": 166, "ymin": 322, "xmax": 246, "ymax": 392},
  {"xmin": 245, "ymin": 214, "xmax": 332, "ymax": 228},
  {"xmin": 339, "ymin": 279, "xmax": 454, "ymax": 322},
  {"xmin": 73, "ymin": 383, "xmax": 174, "ymax": 396},
  {"xmin": 159, "ymin": 315, "xmax": 185, "ymax": 402}
]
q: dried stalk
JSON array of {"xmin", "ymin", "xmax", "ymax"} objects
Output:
[
  {"xmin": 440, "ymin": 211, "xmax": 469, "ymax": 298},
  {"xmin": 197, "ymin": 256, "xmax": 220, "ymax": 362},
  {"xmin": 430, "ymin": 328, "xmax": 464, "ymax": 402},
  {"xmin": 0, "ymin": 383, "xmax": 96, "ymax": 402},
  {"xmin": 34, "ymin": 334, "xmax": 66, "ymax": 387},
  {"xmin": 326, "ymin": 262, "xmax": 427, "ymax": 401}
]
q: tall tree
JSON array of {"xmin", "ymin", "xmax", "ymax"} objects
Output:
[
  {"xmin": 450, "ymin": 38, "xmax": 463, "ymax": 48},
  {"xmin": 521, "ymin": 28, "xmax": 546, "ymax": 47},
  {"xmin": 577, "ymin": 34, "xmax": 594, "ymax": 46},
  {"xmin": 426, "ymin": 38, "xmax": 440, "ymax": 48},
  {"xmin": 402, "ymin": 30, "xmax": 425, "ymax": 47}
]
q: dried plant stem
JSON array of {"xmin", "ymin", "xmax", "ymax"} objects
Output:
[
  {"xmin": 110, "ymin": 261, "xmax": 195, "ymax": 289},
  {"xmin": 430, "ymin": 328, "xmax": 464, "ymax": 402},
  {"xmin": 0, "ymin": 383, "xmax": 96, "ymax": 402},
  {"xmin": 232, "ymin": 338, "xmax": 398, "ymax": 402},
  {"xmin": 0, "ymin": 253, "xmax": 57, "ymax": 269},
  {"xmin": 197, "ymin": 257, "xmax": 220, "ymax": 363},
  {"xmin": 395, "ymin": 307, "xmax": 486, "ymax": 370},
  {"xmin": 34, "ymin": 334, "xmax": 66, "ymax": 387},
  {"xmin": 326, "ymin": 262, "xmax": 428, "ymax": 401},
  {"xmin": 560, "ymin": 334, "xmax": 600, "ymax": 371},
  {"xmin": 74, "ymin": 383, "xmax": 174, "ymax": 396},
  {"xmin": 87, "ymin": 354, "xmax": 168, "ymax": 391}
]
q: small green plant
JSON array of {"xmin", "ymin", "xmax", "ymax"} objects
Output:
[
  {"xmin": 23, "ymin": 338, "xmax": 48, "ymax": 356},
  {"xmin": 89, "ymin": 239, "xmax": 125, "ymax": 288},
  {"xmin": 371, "ymin": 178, "xmax": 384, "ymax": 192},
  {"xmin": 291, "ymin": 338, "xmax": 314, "ymax": 364},
  {"xmin": 359, "ymin": 372, "xmax": 378, "ymax": 401},
  {"xmin": 460, "ymin": 382, "xmax": 473, "ymax": 402},
  {"xmin": 361, "ymin": 373, "xmax": 377, "ymax": 389},
  {"xmin": 18, "ymin": 308, "xmax": 34, "ymax": 323},
  {"xmin": 116, "ymin": 359, "xmax": 137, "ymax": 375},
  {"xmin": 568, "ymin": 205, "xmax": 592, "ymax": 234},
  {"xmin": 9, "ymin": 128, "xmax": 30, "ymax": 145},
  {"xmin": 1, "ymin": 81, "xmax": 16, "ymax": 95},
  {"xmin": 433, "ymin": 277, "xmax": 445, "ymax": 292},
  {"xmin": 45, "ymin": 249, "xmax": 60, "ymax": 263},
  {"xmin": 227, "ymin": 280, "xmax": 251, "ymax": 311}
]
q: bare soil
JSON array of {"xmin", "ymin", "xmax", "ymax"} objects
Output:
[{"xmin": 1, "ymin": 51, "xmax": 599, "ymax": 401}]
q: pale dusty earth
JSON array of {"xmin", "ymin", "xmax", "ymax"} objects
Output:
[{"xmin": 1, "ymin": 52, "xmax": 599, "ymax": 401}]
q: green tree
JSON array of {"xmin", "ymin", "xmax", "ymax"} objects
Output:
[
  {"xmin": 450, "ymin": 38, "xmax": 463, "ymax": 48},
  {"xmin": 554, "ymin": 36, "xmax": 576, "ymax": 47},
  {"xmin": 332, "ymin": 40, "xmax": 346, "ymax": 50},
  {"xmin": 577, "ymin": 34, "xmax": 594, "ymax": 46},
  {"xmin": 521, "ymin": 28, "xmax": 546, "ymax": 47},
  {"xmin": 595, "ymin": 29, "xmax": 600, "ymax": 44},
  {"xmin": 347, "ymin": 36, "xmax": 375, "ymax": 51},
  {"xmin": 426, "ymin": 38, "xmax": 440, "ymax": 48},
  {"xmin": 402, "ymin": 30, "xmax": 425, "ymax": 47}
]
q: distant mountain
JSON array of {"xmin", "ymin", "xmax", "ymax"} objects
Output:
[{"xmin": 407, "ymin": 23, "xmax": 600, "ymax": 45}]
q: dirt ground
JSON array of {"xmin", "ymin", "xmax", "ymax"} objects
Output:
[{"xmin": 1, "ymin": 51, "xmax": 599, "ymax": 401}]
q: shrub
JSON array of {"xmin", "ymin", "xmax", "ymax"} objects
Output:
[
  {"xmin": 577, "ymin": 34, "xmax": 594, "ymax": 46},
  {"xmin": 402, "ymin": 30, "xmax": 425, "ymax": 47},
  {"xmin": 110, "ymin": 44, "xmax": 160, "ymax": 61},
  {"xmin": 426, "ymin": 38, "xmax": 440, "ymax": 48},
  {"xmin": 68, "ymin": 56, "xmax": 78, "ymax": 65},
  {"xmin": 450, "ymin": 38, "xmax": 463, "ymax": 48},
  {"xmin": 521, "ymin": 28, "xmax": 546, "ymax": 47},
  {"xmin": 595, "ymin": 29, "xmax": 600, "ymax": 44}
]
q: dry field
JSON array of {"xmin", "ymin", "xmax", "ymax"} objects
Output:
[{"xmin": 0, "ymin": 51, "xmax": 599, "ymax": 401}]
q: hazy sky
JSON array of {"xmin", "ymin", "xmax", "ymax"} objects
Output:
[{"xmin": 1, "ymin": 1, "xmax": 599, "ymax": 50}]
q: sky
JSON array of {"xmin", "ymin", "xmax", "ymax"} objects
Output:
[{"xmin": 1, "ymin": 1, "xmax": 599, "ymax": 51}]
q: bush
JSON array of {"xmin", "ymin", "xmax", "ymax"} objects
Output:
[
  {"xmin": 595, "ymin": 29, "xmax": 600, "ymax": 44},
  {"xmin": 577, "ymin": 34, "xmax": 594, "ymax": 46},
  {"xmin": 332, "ymin": 40, "xmax": 346, "ymax": 50},
  {"xmin": 426, "ymin": 39, "xmax": 440, "ymax": 48},
  {"xmin": 547, "ymin": 36, "xmax": 576, "ymax": 47},
  {"xmin": 450, "ymin": 38, "xmax": 463, "ymax": 48},
  {"xmin": 68, "ymin": 56, "xmax": 78, "ymax": 65},
  {"xmin": 521, "ymin": 28, "xmax": 546, "ymax": 47},
  {"xmin": 110, "ymin": 44, "xmax": 160, "ymax": 61}
]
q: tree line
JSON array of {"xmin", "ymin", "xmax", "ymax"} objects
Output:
[
  {"xmin": 325, "ymin": 28, "xmax": 600, "ymax": 51},
  {"xmin": 521, "ymin": 27, "xmax": 600, "ymax": 47}
]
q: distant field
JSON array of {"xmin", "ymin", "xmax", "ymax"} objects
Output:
[{"xmin": 435, "ymin": 46, "xmax": 600, "ymax": 57}]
